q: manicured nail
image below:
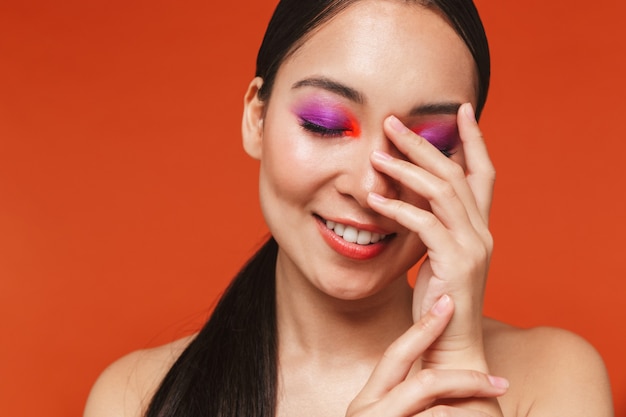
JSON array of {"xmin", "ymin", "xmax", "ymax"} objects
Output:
[
  {"xmin": 463, "ymin": 103, "xmax": 476, "ymax": 121},
  {"xmin": 372, "ymin": 150, "xmax": 393, "ymax": 161},
  {"xmin": 488, "ymin": 375, "xmax": 510, "ymax": 390},
  {"xmin": 368, "ymin": 192, "xmax": 387, "ymax": 204},
  {"xmin": 431, "ymin": 294, "xmax": 451, "ymax": 315},
  {"xmin": 388, "ymin": 115, "xmax": 409, "ymax": 133}
]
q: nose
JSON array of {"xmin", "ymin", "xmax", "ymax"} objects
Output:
[{"xmin": 335, "ymin": 131, "xmax": 401, "ymax": 208}]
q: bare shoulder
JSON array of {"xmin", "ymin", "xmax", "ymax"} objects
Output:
[
  {"xmin": 83, "ymin": 335, "xmax": 195, "ymax": 417},
  {"xmin": 482, "ymin": 318, "xmax": 613, "ymax": 416}
]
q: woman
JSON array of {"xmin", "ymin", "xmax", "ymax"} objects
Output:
[{"xmin": 84, "ymin": 0, "xmax": 613, "ymax": 416}]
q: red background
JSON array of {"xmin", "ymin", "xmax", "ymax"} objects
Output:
[{"xmin": 1, "ymin": 1, "xmax": 625, "ymax": 415}]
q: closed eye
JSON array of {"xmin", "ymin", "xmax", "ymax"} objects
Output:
[
  {"xmin": 411, "ymin": 122, "xmax": 460, "ymax": 158},
  {"xmin": 439, "ymin": 148, "xmax": 455, "ymax": 158},
  {"xmin": 300, "ymin": 118, "xmax": 353, "ymax": 138}
]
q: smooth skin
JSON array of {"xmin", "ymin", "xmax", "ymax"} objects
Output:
[{"xmin": 84, "ymin": 1, "xmax": 613, "ymax": 416}]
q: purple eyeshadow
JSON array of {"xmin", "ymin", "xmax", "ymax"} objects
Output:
[
  {"xmin": 413, "ymin": 122, "xmax": 460, "ymax": 151},
  {"xmin": 295, "ymin": 101, "xmax": 353, "ymax": 130}
]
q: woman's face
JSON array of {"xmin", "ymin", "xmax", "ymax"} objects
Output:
[{"xmin": 243, "ymin": 0, "xmax": 478, "ymax": 301}]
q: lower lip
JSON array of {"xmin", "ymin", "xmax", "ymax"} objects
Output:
[{"xmin": 315, "ymin": 217, "xmax": 389, "ymax": 261}]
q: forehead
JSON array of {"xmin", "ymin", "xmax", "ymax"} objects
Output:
[{"xmin": 273, "ymin": 0, "xmax": 477, "ymax": 110}]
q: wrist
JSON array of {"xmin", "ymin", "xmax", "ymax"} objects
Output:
[{"xmin": 421, "ymin": 342, "xmax": 490, "ymax": 373}]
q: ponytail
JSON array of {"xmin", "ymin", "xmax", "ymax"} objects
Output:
[{"xmin": 145, "ymin": 238, "xmax": 279, "ymax": 417}]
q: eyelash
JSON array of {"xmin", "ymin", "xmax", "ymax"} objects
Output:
[
  {"xmin": 412, "ymin": 129, "xmax": 459, "ymax": 158},
  {"xmin": 300, "ymin": 117, "xmax": 457, "ymax": 157},
  {"xmin": 300, "ymin": 119, "xmax": 351, "ymax": 137},
  {"xmin": 439, "ymin": 148, "xmax": 456, "ymax": 158}
]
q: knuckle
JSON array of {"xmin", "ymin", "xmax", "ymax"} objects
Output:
[
  {"xmin": 427, "ymin": 405, "xmax": 454, "ymax": 417},
  {"xmin": 432, "ymin": 181, "xmax": 457, "ymax": 202},
  {"xmin": 414, "ymin": 368, "xmax": 438, "ymax": 388},
  {"xmin": 469, "ymin": 370, "xmax": 488, "ymax": 387},
  {"xmin": 473, "ymin": 241, "xmax": 490, "ymax": 262},
  {"xmin": 478, "ymin": 164, "xmax": 496, "ymax": 185},
  {"xmin": 482, "ymin": 230, "xmax": 494, "ymax": 253},
  {"xmin": 388, "ymin": 198, "xmax": 403, "ymax": 211},
  {"xmin": 389, "ymin": 199, "xmax": 409, "ymax": 218},
  {"xmin": 463, "ymin": 232, "xmax": 492, "ymax": 265},
  {"xmin": 412, "ymin": 312, "xmax": 445, "ymax": 340},
  {"xmin": 484, "ymin": 162, "xmax": 496, "ymax": 177},
  {"xmin": 415, "ymin": 312, "xmax": 436, "ymax": 333},
  {"xmin": 406, "ymin": 135, "xmax": 429, "ymax": 157},
  {"xmin": 446, "ymin": 162, "xmax": 465, "ymax": 181},
  {"xmin": 420, "ymin": 211, "xmax": 439, "ymax": 230}
]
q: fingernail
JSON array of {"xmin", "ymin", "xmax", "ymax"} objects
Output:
[
  {"xmin": 463, "ymin": 103, "xmax": 476, "ymax": 121},
  {"xmin": 367, "ymin": 192, "xmax": 387, "ymax": 204},
  {"xmin": 372, "ymin": 150, "xmax": 393, "ymax": 161},
  {"xmin": 488, "ymin": 375, "xmax": 510, "ymax": 390},
  {"xmin": 431, "ymin": 294, "xmax": 451, "ymax": 315},
  {"xmin": 388, "ymin": 115, "xmax": 409, "ymax": 133}
]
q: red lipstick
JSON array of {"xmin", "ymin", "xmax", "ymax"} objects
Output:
[{"xmin": 315, "ymin": 216, "xmax": 390, "ymax": 261}]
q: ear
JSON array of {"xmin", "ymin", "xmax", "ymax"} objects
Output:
[{"xmin": 241, "ymin": 77, "xmax": 265, "ymax": 160}]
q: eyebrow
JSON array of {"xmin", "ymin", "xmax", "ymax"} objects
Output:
[
  {"xmin": 409, "ymin": 102, "xmax": 461, "ymax": 116},
  {"xmin": 292, "ymin": 76, "xmax": 462, "ymax": 117},
  {"xmin": 292, "ymin": 77, "xmax": 364, "ymax": 104}
]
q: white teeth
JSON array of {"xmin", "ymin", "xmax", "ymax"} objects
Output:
[
  {"xmin": 324, "ymin": 220, "xmax": 386, "ymax": 245},
  {"xmin": 343, "ymin": 226, "xmax": 358, "ymax": 243},
  {"xmin": 356, "ymin": 230, "xmax": 372, "ymax": 245}
]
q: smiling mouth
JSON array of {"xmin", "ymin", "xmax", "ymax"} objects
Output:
[{"xmin": 322, "ymin": 218, "xmax": 389, "ymax": 245}]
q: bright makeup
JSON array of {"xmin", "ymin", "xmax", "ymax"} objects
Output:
[
  {"xmin": 411, "ymin": 121, "xmax": 460, "ymax": 157},
  {"xmin": 293, "ymin": 97, "xmax": 361, "ymax": 138},
  {"xmin": 315, "ymin": 216, "xmax": 390, "ymax": 260}
]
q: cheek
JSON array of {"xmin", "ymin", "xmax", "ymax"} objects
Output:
[{"xmin": 259, "ymin": 123, "xmax": 331, "ymax": 204}]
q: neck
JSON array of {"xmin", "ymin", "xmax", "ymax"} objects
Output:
[{"xmin": 275, "ymin": 253, "xmax": 414, "ymax": 363}]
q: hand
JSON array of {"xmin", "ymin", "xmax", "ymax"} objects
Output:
[
  {"xmin": 347, "ymin": 295, "xmax": 508, "ymax": 417},
  {"xmin": 367, "ymin": 103, "xmax": 495, "ymax": 369}
]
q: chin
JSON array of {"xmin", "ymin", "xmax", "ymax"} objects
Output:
[{"xmin": 314, "ymin": 272, "xmax": 404, "ymax": 302}]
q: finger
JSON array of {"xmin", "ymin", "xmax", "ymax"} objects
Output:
[
  {"xmin": 378, "ymin": 369, "xmax": 508, "ymax": 416},
  {"xmin": 420, "ymin": 405, "xmax": 497, "ymax": 417},
  {"xmin": 356, "ymin": 295, "xmax": 454, "ymax": 399},
  {"xmin": 457, "ymin": 103, "xmax": 496, "ymax": 223},
  {"xmin": 370, "ymin": 150, "xmax": 476, "ymax": 235},
  {"xmin": 366, "ymin": 192, "xmax": 457, "ymax": 253}
]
